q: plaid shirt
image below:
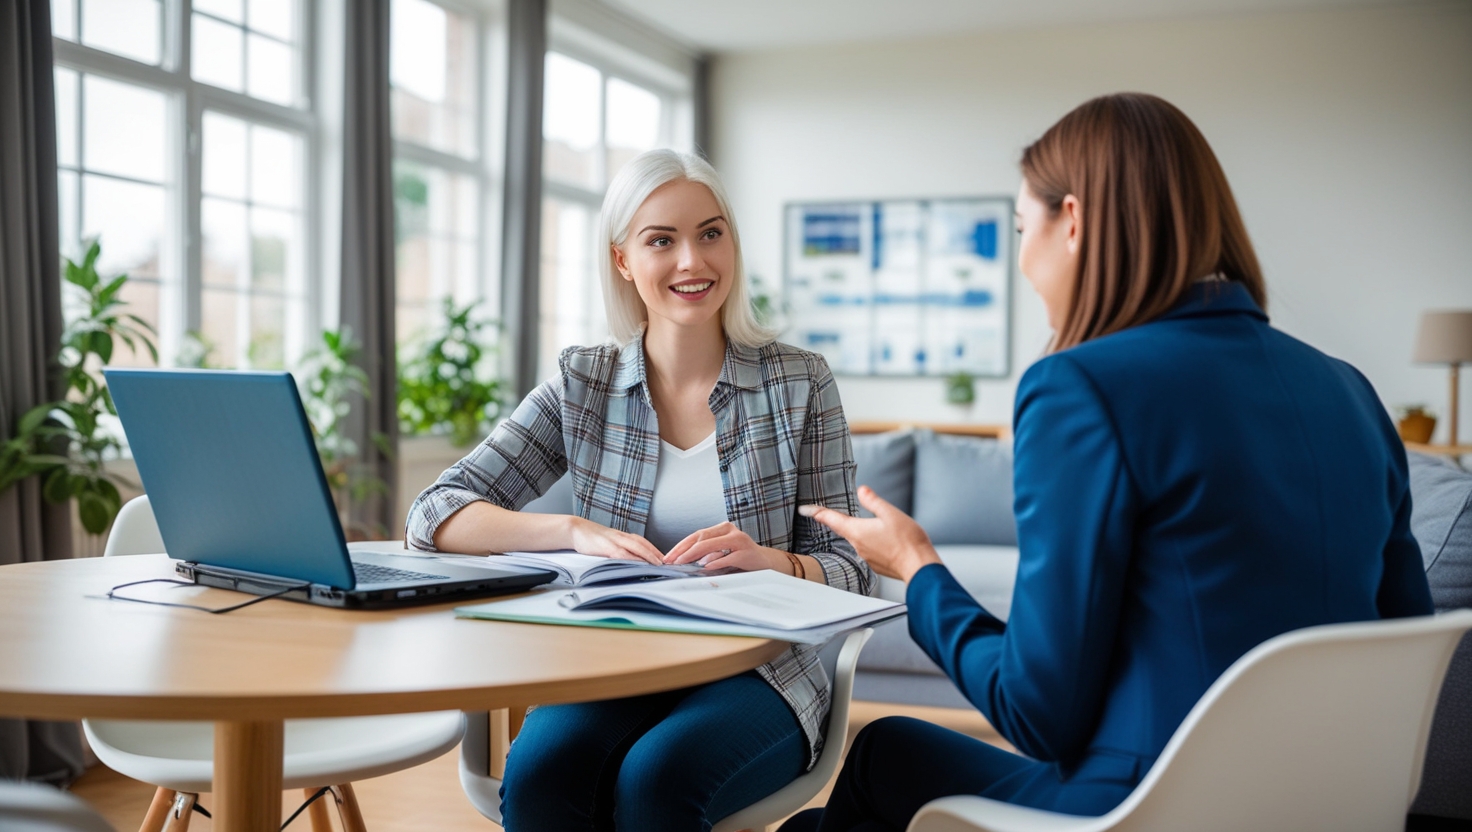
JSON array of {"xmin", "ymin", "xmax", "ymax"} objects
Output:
[{"xmin": 406, "ymin": 337, "xmax": 874, "ymax": 767}]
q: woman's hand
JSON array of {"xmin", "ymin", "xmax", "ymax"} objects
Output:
[
  {"xmin": 568, "ymin": 517, "xmax": 665, "ymax": 564},
  {"xmin": 663, "ymin": 521, "xmax": 795, "ymax": 575},
  {"xmin": 799, "ymin": 486, "xmax": 942, "ymax": 582}
]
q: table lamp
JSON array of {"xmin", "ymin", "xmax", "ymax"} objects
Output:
[{"xmin": 1413, "ymin": 310, "xmax": 1472, "ymax": 446}]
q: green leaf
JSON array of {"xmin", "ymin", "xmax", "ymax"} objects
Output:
[
  {"xmin": 78, "ymin": 489, "xmax": 110, "ymax": 535},
  {"xmin": 97, "ymin": 274, "xmax": 127, "ymax": 305},
  {"xmin": 90, "ymin": 330, "xmax": 114, "ymax": 364},
  {"xmin": 43, "ymin": 468, "xmax": 70, "ymax": 504},
  {"xmin": 18, "ymin": 403, "xmax": 55, "ymax": 436}
]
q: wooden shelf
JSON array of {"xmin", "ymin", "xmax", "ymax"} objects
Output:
[{"xmin": 1405, "ymin": 442, "xmax": 1472, "ymax": 457}]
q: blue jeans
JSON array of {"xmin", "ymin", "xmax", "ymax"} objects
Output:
[{"xmin": 500, "ymin": 670, "xmax": 807, "ymax": 832}]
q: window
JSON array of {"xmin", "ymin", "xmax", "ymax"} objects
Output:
[
  {"xmin": 539, "ymin": 49, "xmax": 687, "ymax": 379},
  {"xmin": 53, "ymin": 0, "xmax": 314, "ymax": 370},
  {"xmin": 390, "ymin": 0, "xmax": 503, "ymax": 349}
]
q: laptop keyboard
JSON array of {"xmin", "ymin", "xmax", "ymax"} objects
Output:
[{"xmin": 353, "ymin": 562, "xmax": 450, "ymax": 584}]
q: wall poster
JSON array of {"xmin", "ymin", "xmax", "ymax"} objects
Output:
[{"xmin": 784, "ymin": 197, "xmax": 1012, "ymax": 377}]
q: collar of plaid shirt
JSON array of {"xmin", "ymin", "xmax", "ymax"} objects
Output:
[{"xmin": 609, "ymin": 332, "xmax": 768, "ymax": 405}]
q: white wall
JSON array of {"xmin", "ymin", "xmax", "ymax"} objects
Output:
[{"xmin": 709, "ymin": 2, "xmax": 1472, "ymax": 441}]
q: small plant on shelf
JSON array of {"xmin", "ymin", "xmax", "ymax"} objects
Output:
[
  {"xmin": 397, "ymin": 297, "xmax": 506, "ymax": 447},
  {"xmin": 0, "ymin": 240, "xmax": 157, "ymax": 534}
]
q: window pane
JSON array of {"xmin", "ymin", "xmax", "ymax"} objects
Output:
[
  {"xmin": 81, "ymin": 175, "xmax": 166, "ymax": 281},
  {"xmin": 201, "ymin": 288, "xmax": 241, "ymax": 367},
  {"xmin": 247, "ymin": 33, "xmax": 295, "ymax": 105},
  {"xmin": 195, "ymin": 0, "xmax": 243, "ymax": 24},
  {"xmin": 251, "ymin": 206, "xmax": 298, "ymax": 295},
  {"xmin": 82, "ymin": 0, "xmax": 161, "ymax": 65},
  {"xmin": 193, "ymin": 15, "xmax": 245, "ymax": 92},
  {"xmin": 248, "ymin": 294, "xmax": 286, "ymax": 368},
  {"xmin": 203, "ymin": 112, "xmax": 248, "ymax": 199},
  {"xmin": 58, "ymin": 170, "xmax": 79, "ymax": 258},
  {"xmin": 542, "ymin": 53, "xmax": 601, "ymax": 189},
  {"xmin": 538, "ymin": 198, "xmax": 603, "ymax": 379},
  {"xmin": 248, "ymin": 0, "xmax": 293, "ymax": 40},
  {"xmin": 83, "ymin": 75, "xmax": 167, "ymax": 183},
  {"xmin": 249, "ymin": 125, "xmax": 300, "ymax": 209},
  {"xmin": 606, "ymin": 78, "xmax": 661, "ymax": 182},
  {"xmin": 54, "ymin": 0, "xmax": 76, "ymax": 41},
  {"xmin": 390, "ymin": 0, "xmax": 478, "ymax": 158},
  {"xmin": 394, "ymin": 161, "xmax": 480, "ymax": 345},
  {"xmin": 202, "ymin": 197, "xmax": 247, "ymax": 289},
  {"xmin": 55, "ymin": 68, "xmax": 78, "ymax": 169}
]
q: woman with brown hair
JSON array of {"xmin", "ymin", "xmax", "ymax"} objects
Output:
[{"xmin": 782, "ymin": 93, "xmax": 1433, "ymax": 830}]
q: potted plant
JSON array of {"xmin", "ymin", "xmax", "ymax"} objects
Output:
[
  {"xmin": 0, "ymin": 240, "xmax": 156, "ymax": 534},
  {"xmin": 398, "ymin": 298, "xmax": 506, "ymax": 448},
  {"xmin": 297, "ymin": 328, "xmax": 391, "ymax": 539}
]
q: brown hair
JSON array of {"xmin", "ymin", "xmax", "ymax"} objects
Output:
[{"xmin": 1020, "ymin": 93, "xmax": 1266, "ymax": 351}]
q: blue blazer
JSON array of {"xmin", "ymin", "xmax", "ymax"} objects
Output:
[{"xmin": 907, "ymin": 281, "xmax": 1434, "ymax": 814}]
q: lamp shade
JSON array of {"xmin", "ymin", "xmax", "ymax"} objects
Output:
[{"xmin": 1413, "ymin": 311, "xmax": 1472, "ymax": 364}]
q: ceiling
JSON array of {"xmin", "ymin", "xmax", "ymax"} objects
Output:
[{"xmin": 597, "ymin": 0, "xmax": 1427, "ymax": 53}]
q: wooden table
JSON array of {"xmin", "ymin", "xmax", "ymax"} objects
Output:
[{"xmin": 0, "ymin": 555, "xmax": 786, "ymax": 832}]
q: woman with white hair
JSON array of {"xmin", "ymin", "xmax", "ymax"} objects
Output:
[{"xmin": 406, "ymin": 148, "xmax": 875, "ymax": 831}]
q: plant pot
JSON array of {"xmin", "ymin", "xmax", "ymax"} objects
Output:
[{"xmin": 1398, "ymin": 411, "xmax": 1436, "ymax": 444}]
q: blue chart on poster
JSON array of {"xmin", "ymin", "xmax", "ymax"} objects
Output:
[{"xmin": 785, "ymin": 197, "xmax": 1012, "ymax": 377}]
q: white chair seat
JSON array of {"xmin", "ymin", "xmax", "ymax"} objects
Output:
[
  {"xmin": 907, "ymin": 610, "xmax": 1472, "ymax": 832},
  {"xmin": 0, "ymin": 780, "xmax": 115, "ymax": 832},
  {"xmin": 85, "ymin": 712, "xmax": 464, "ymax": 794}
]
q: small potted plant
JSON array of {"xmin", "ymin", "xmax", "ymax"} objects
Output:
[
  {"xmin": 945, "ymin": 371, "xmax": 976, "ymax": 406},
  {"xmin": 1395, "ymin": 405, "xmax": 1436, "ymax": 444},
  {"xmin": 398, "ymin": 298, "xmax": 506, "ymax": 448}
]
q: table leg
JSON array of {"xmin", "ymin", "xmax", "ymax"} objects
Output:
[{"xmin": 213, "ymin": 720, "xmax": 284, "ymax": 832}]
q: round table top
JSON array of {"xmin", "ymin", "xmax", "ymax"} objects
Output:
[{"xmin": 0, "ymin": 555, "xmax": 788, "ymax": 722}]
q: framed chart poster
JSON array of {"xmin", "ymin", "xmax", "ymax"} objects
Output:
[{"xmin": 783, "ymin": 197, "xmax": 1012, "ymax": 377}]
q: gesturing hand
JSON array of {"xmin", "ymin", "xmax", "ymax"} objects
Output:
[
  {"xmin": 568, "ymin": 517, "xmax": 665, "ymax": 565},
  {"xmin": 663, "ymin": 521, "xmax": 793, "ymax": 574},
  {"xmin": 799, "ymin": 486, "xmax": 941, "ymax": 582}
]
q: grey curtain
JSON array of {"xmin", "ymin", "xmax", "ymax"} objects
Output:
[
  {"xmin": 339, "ymin": 0, "xmax": 398, "ymax": 538},
  {"xmin": 0, "ymin": 0, "xmax": 86, "ymax": 784}
]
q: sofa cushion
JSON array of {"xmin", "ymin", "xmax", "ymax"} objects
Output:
[
  {"xmin": 912, "ymin": 430, "xmax": 1017, "ymax": 546},
  {"xmin": 1407, "ymin": 452, "xmax": 1472, "ymax": 612},
  {"xmin": 850, "ymin": 430, "xmax": 916, "ymax": 517},
  {"xmin": 861, "ymin": 544, "xmax": 1019, "ymax": 675}
]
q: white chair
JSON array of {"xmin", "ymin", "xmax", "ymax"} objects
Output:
[
  {"xmin": 908, "ymin": 610, "xmax": 1472, "ymax": 832},
  {"xmin": 458, "ymin": 627, "xmax": 874, "ymax": 832},
  {"xmin": 0, "ymin": 780, "xmax": 115, "ymax": 832},
  {"xmin": 87, "ymin": 495, "xmax": 465, "ymax": 832}
]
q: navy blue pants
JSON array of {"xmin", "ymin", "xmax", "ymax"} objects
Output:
[
  {"xmin": 781, "ymin": 716, "xmax": 1065, "ymax": 832},
  {"xmin": 499, "ymin": 671, "xmax": 807, "ymax": 832}
]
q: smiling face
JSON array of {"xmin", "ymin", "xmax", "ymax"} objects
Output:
[
  {"xmin": 1015, "ymin": 178, "xmax": 1081, "ymax": 332},
  {"xmin": 611, "ymin": 179, "xmax": 736, "ymax": 337}
]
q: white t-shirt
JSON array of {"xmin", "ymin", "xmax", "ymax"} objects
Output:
[{"xmin": 643, "ymin": 431, "xmax": 729, "ymax": 554}]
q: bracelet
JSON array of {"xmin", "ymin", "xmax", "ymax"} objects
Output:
[{"xmin": 784, "ymin": 551, "xmax": 805, "ymax": 579}]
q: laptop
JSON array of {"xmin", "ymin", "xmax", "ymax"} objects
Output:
[{"xmin": 104, "ymin": 368, "xmax": 556, "ymax": 609}]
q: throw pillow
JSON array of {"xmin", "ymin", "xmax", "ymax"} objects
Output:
[
  {"xmin": 850, "ymin": 430, "xmax": 916, "ymax": 517},
  {"xmin": 1407, "ymin": 452, "xmax": 1472, "ymax": 612},
  {"xmin": 912, "ymin": 430, "xmax": 1017, "ymax": 546}
]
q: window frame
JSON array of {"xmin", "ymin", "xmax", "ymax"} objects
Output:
[
  {"xmin": 389, "ymin": 0, "xmax": 509, "ymax": 343},
  {"xmin": 52, "ymin": 0, "xmax": 321, "ymax": 369}
]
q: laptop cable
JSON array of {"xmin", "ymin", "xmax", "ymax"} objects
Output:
[{"xmin": 95, "ymin": 578, "xmax": 312, "ymax": 613}]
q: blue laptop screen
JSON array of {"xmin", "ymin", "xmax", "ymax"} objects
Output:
[{"xmin": 104, "ymin": 369, "xmax": 357, "ymax": 589}]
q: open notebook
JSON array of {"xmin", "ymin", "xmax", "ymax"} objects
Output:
[{"xmin": 455, "ymin": 570, "xmax": 906, "ymax": 644}]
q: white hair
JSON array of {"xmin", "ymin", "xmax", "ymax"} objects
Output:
[{"xmin": 599, "ymin": 149, "xmax": 776, "ymax": 348}]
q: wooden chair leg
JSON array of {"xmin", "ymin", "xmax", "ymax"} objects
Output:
[
  {"xmin": 305, "ymin": 787, "xmax": 334, "ymax": 832},
  {"xmin": 332, "ymin": 783, "xmax": 368, "ymax": 832},
  {"xmin": 163, "ymin": 792, "xmax": 195, "ymax": 832},
  {"xmin": 138, "ymin": 787, "xmax": 177, "ymax": 832}
]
